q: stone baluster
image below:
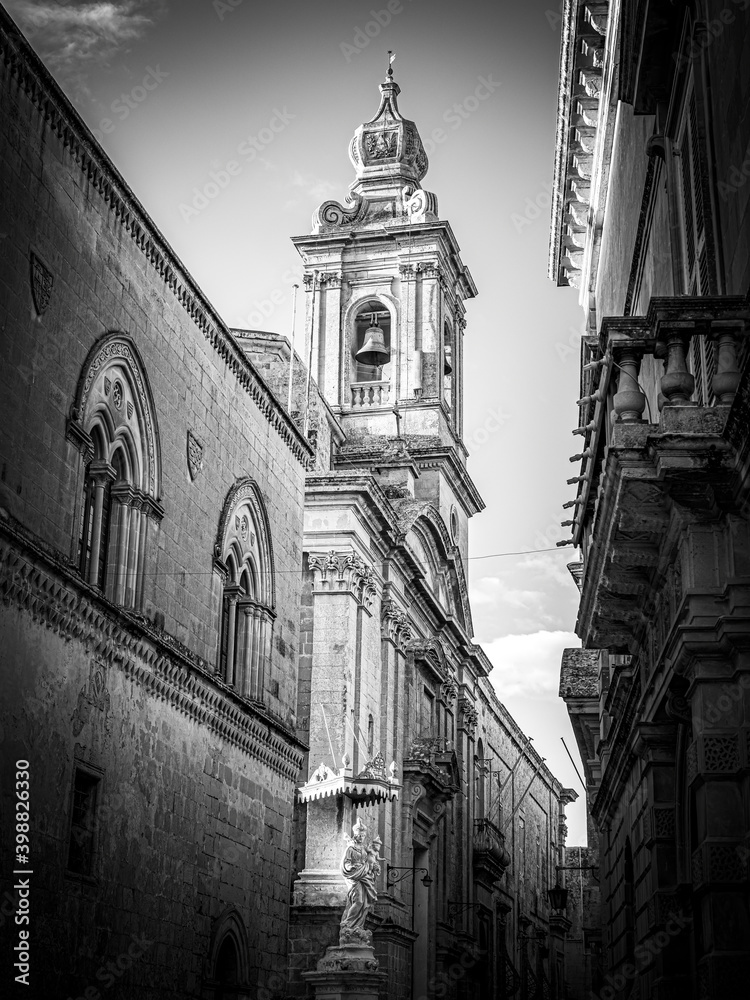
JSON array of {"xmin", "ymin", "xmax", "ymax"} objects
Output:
[
  {"xmin": 659, "ymin": 325, "xmax": 695, "ymax": 405},
  {"xmin": 710, "ymin": 320, "xmax": 742, "ymax": 404},
  {"xmin": 612, "ymin": 346, "xmax": 646, "ymax": 422}
]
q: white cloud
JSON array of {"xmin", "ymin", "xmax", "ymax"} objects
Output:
[
  {"xmin": 481, "ymin": 630, "xmax": 580, "ymax": 699},
  {"xmin": 518, "ymin": 550, "xmax": 579, "ymax": 588},
  {"xmin": 6, "ymin": 1, "xmax": 162, "ymax": 102},
  {"xmin": 289, "ymin": 170, "xmax": 337, "ymax": 200}
]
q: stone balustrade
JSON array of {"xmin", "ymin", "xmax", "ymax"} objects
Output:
[{"xmin": 350, "ymin": 381, "xmax": 390, "ymax": 408}]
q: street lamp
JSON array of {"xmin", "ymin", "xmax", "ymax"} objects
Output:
[
  {"xmin": 548, "ymin": 883, "xmax": 569, "ymax": 913},
  {"xmin": 386, "ymin": 864, "xmax": 433, "ymax": 888},
  {"xmin": 547, "ymin": 863, "xmax": 599, "ymax": 913}
]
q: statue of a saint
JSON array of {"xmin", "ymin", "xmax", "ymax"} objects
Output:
[{"xmin": 339, "ymin": 818, "xmax": 382, "ymax": 945}]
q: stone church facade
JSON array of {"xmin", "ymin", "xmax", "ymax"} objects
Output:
[
  {"xmin": 1, "ymin": 7, "xmax": 581, "ymax": 1000},
  {"xmin": 552, "ymin": 2, "xmax": 750, "ymax": 999}
]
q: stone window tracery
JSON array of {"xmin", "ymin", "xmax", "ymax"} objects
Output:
[
  {"xmin": 215, "ymin": 479, "xmax": 275, "ymax": 701},
  {"xmin": 69, "ymin": 334, "xmax": 162, "ymax": 609}
]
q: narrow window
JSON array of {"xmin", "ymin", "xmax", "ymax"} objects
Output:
[
  {"xmin": 67, "ymin": 768, "xmax": 100, "ymax": 876},
  {"xmin": 77, "ymin": 467, "xmax": 112, "ymax": 589}
]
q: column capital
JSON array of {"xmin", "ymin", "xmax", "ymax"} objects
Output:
[{"xmin": 87, "ymin": 460, "xmax": 117, "ymax": 487}]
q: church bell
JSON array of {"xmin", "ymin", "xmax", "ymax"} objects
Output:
[
  {"xmin": 443, "ymin": 346, "xmax": 453, "ymax": 376},
  {"xmin": 356, "ymin": 319, "xmax": 390, "ymax": 368}
]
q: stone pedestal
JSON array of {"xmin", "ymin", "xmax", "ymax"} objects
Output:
[{"xmin": 302, "ymin": 943, "xmax": 386, "ymax": 1000}]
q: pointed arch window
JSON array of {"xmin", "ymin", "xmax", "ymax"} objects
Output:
[
  {"xmin": 68, "ymin": 335, "xmax": 162, "ymax": 608},
  {"xmin": 215, "ymin": 480, "xmax": 275, "ymax": 701}
]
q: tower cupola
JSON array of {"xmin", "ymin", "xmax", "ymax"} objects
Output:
[
  {"xmin": 313, "ymin": 70, "xmax": 438, "ymax": 233},
  {"xmin": 348, "ymin": 70, "xmax": 428, "ymax": 194}
]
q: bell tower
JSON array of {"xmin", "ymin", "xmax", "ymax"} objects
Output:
[{"xmin": 292, "ymin": 67, "xmax": 483, "ymax": 554}]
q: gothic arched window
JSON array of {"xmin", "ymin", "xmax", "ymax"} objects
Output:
[
  {"xmin": 69, "ymin": 335, "xmax": 162, "ymax": 609},
  {"xmin": 215, "ymin": 479, "xmax": 275, "ymax": 700}
]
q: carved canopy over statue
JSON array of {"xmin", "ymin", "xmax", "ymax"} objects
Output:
[{"xmin": 339, "ymin": 818, "xmax": 383, "ymax": 946}]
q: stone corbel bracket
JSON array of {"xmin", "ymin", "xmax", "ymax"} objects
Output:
[{"xmin": 381, "ymin": 598, "xmax": 414, "ymax": 650}]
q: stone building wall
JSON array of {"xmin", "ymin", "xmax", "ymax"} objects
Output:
[{"xmin": 0, "ymin": 11, "xmax": 308, "ymax": 998}]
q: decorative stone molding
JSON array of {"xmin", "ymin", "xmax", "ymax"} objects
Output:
[
  {"xmin": 458, "ymin": 696, "xmax": 478, "ymax": 736},
  {"xmin": 312, "ymin": 193, "xmax": 367, "ymax": 233},
  {"xmin": 0, "ymin": 529, "xmax": 303, "ymax": 780},
  {"xmin": 402, "ymin": 186, "xmax": 438, "ymax": 223},
  {"xmin": 308, "ymin": 550, "xmax": 376, "ymax": 610},
  {"xmin": 415, "ymin": 260, "xmax": 440, "ymax": 278},
  {"xmin": 440, "ymin": 677, "xmax": 458, "ymax": 704},
  {"xmin": 318, "ymin": 270, "xmax": 343, "ymax": 287},
  {"xmin": 380, "ymin": 598, "xmax": 413, "ymax": 649}
]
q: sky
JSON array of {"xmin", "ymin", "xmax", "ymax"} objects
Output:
[{"xmin": 5, "ymin": 0, "xmax": 589, "ymax": 842}]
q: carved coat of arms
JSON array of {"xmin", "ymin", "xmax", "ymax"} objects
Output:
[
  {"xmin": 30, "ymin": 251, "xmax": 53, "ymax": 314},
  {"xmin": 365, "ymin": 130, "xmax": 397, "ymax": 159},
  {"xmin": 187, "ymin": 430, "xmax": 204, "ymax": 481}
]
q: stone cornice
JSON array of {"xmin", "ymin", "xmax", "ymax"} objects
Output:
[
  {"xmin": 293, "ymin": 219, "xmax": 477, "ymax": 301},
  {"xmin": 305, "ymin": 472, "xmax": 399, "ymax": 547},
  {"xmin": 0, "ymin": 9, "xmax": 311, "ymax": 468},
  {"xmin": 410, "ymin": 446, "xmax": 485, "ymax": 516},
  {"xmin": 549, "ymin": 0, "xmax": 616, "ymax": 310},
  {"xmin": 0, "ymin": 520, "xmax": 305, "ymax": 780}
]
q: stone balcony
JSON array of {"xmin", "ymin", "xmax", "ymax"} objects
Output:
[
  {"xmin": 403, "ymin": 735, "xmax": 460, "ymax": 804},
  {"xmin": 563, "ymin": 296, "xmax": 750, "ymax": 651},
  {"xmin": 472, "ymin": 817, "xmax": 511, "ymax": 887}
]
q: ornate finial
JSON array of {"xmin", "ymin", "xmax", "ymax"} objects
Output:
[{"xmin": 387, "ymin": 50, "xmax": 395, "ymax": 80}]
